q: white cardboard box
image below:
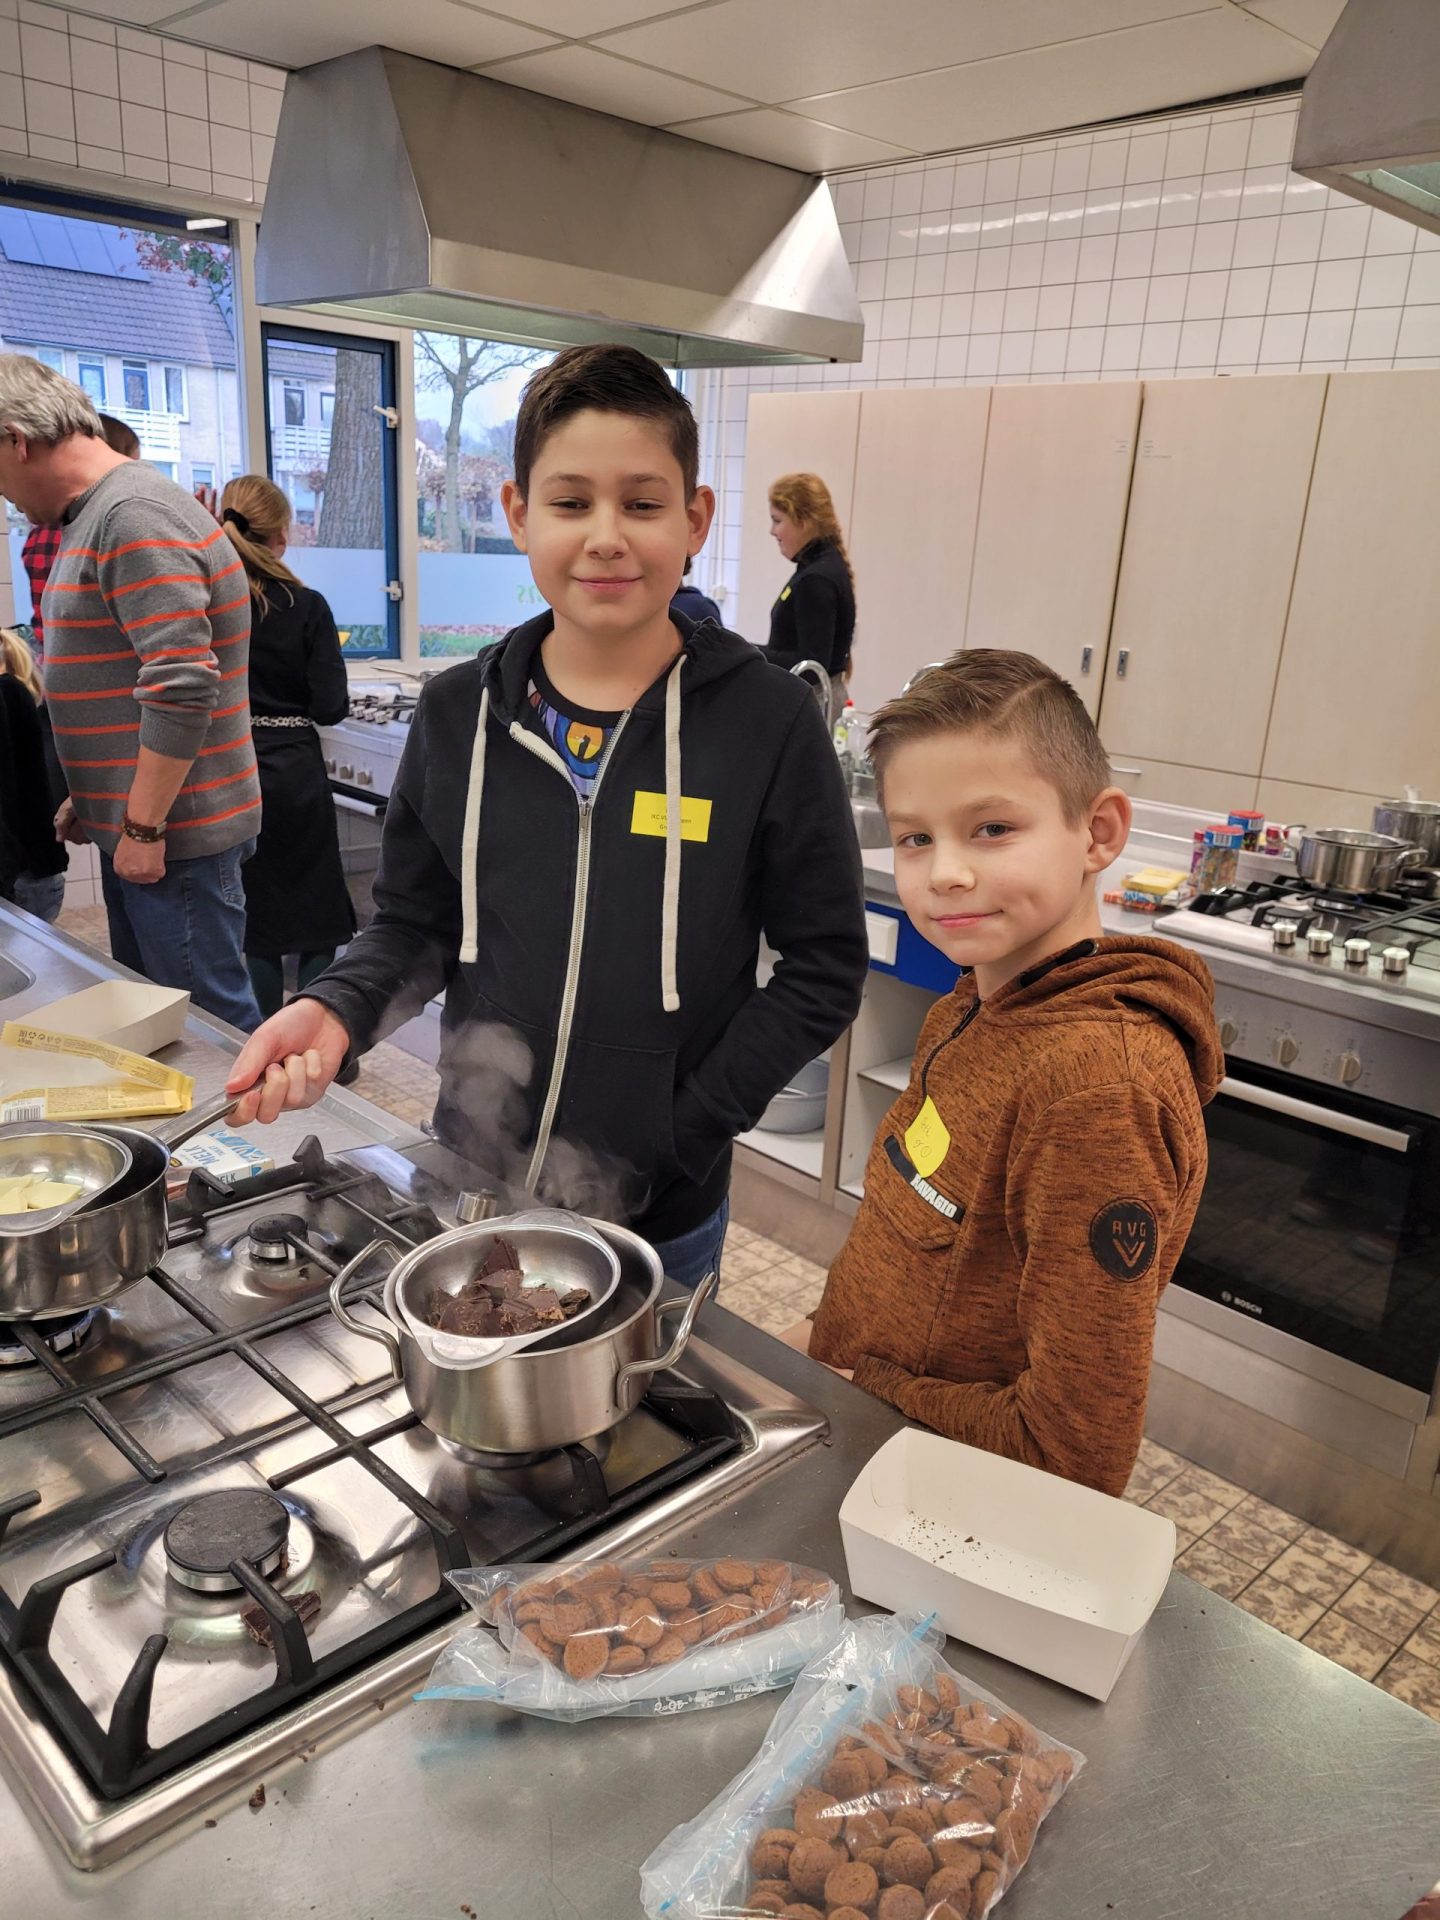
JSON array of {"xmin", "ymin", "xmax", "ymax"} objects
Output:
[
  {"xmin": 839, "ymin": 1428, "xmax": 1176, "ymax": 1701},
  {"xmin": 24, "ymin": 981, "xmax": 189, "ymax": 1058}
]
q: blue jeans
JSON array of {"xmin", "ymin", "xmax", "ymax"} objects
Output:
[
  {"xmin": 8, "ymin": 871, "xmax": 66, "ymax": 923},
  {"xmin": 651, "ymin": 1197, "xmax": 729, "ymax": 1291},
  {"xmin": 100, "ymin": 839, "xmax": 262, "ymax": 1033}
]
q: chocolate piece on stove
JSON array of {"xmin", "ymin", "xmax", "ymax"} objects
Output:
[{"xmin": 241, "ymin": 1589, "xmax": 322, "ymax": 1648}]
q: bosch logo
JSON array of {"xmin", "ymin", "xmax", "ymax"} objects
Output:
[
  {"xmin": 1221, "ymin": 1290, "xmax": 1231, "ymax": 1303},
  {"xmin": 1228, "ymin": 1293, "xmax": 1263, "ymax": 1317}
]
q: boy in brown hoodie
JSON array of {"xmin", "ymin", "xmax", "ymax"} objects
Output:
[{"xmin": 804, "ymin": 650, "xmax": 1223, "ymax": 1497}]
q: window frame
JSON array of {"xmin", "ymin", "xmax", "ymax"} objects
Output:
[
  {"xmin": 76, "ymin": 354, "xmax": 107, "ymax": 406},
  {"xmin": 281, "ymin": 379, "xmax": 306, "ymax": 427},
  {"xmin": 163, "ymin": 363, "xmax": 187, "ymax": 417},
  {"xmin": 121, "ymin": 358, "xmax": 151, "ymax": 411}
]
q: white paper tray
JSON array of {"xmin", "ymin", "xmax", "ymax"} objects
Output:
[{"xmin": 839, "ymin": 1428, "xmax": 1176, "ymax": 1700}]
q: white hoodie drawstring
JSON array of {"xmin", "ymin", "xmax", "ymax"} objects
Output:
[
  {"xmin": 458, "ymin": 684, "xmax": 489, "ymax": 964},
  {"xmin": 661, "ymin": 654, "xmax": 684, "ymax": 1013}
]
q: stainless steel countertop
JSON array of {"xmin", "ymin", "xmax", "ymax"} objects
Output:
[
  {"xmin": 0, "ymin": 903, "xmax": 422, "ymax": 1162},
  {"xmin": 3, "ymin": 908, "xmax": 1439, "ymax": 1918}
]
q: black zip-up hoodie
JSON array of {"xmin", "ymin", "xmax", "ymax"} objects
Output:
[{"xmin": 306, "ymin": 611, "xmax": 868, "ymax": 1242}]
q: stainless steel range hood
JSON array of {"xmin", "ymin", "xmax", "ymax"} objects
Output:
[
  {"xmin": 1293, "ymin": 0, "xmax": 1440, "ymax": 237},
  {"xmin": 254, "ymin": 46, "xmax": 862, "ymax": 367}
]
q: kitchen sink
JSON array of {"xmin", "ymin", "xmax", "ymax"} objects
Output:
[
  {"xmin": 852, "ymin": 798, "xmax": 891, "ymax": 849},
  {"xmin": 0, "ymin": 956, "xmax": 33, "ymax": 1001}
]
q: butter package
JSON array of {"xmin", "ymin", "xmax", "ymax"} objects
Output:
[
  {"xmin": 0, "ymin": 1021, "xmax": 194, "ymax": 1123},
  {"xmin": 172, "ymin": 1128, "xmax": 274, "ymax": 1189}
]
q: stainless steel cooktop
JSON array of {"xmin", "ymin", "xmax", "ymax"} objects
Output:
[{"xmin": 0, "ymin": 1138, "xmax": 827, "ymax": 1870}]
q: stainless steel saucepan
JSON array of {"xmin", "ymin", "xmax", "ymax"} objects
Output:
[
  {"xmin": 1293, "ymin": 829, "xmax": 1425, "ymax": 894},
  {"xmin": 1371, "ymin": 800, "xmax": 1440, "ymax": 866},
  {"xmin": 328, "ymin": 1218, "xmax": 718, "ymax": 1458},
  {"xmin": 0, "ymin": 1092, "xmax": 241, "ymax": 1320}
]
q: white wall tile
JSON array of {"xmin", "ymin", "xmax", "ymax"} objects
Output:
[
  {"xmin": 120, "ymin": 98, "xmax": 164, "ymax": 160},
  {"xmin": 1268, "ymin": 261, "xmax": 1315, "ymax": 312},
  {"xmin": 1071, "ymin": 280, "xmax": 1108, "ymax": 327},
  {"xmin": 1184, "ymin": 271, "xmax": 1229, "ymax": 320},
  {"xmin": 67, "ymin": 14, "xmax": 113, "ymax": 44},
  {"xmin": 19, "ymin": 22, "xmax": 67, "ymax": 85},
  {"xmin": 1274, "ymin": 211, "xmax": 1324, "ymax": 263},
  {"xmin": 1232, "ymin": 216, "xmax": 1278, "ymax": 269},
  {"xmin": 117, "ymin": 47, "xmax": 162, "ymax": 108},
  {"xmin": 1349, "ymin": 307, "xmax": 1402, "ymax": 358},
  {"xmin": 0, "ymin": 69, "xmax": 22, "ymax": 127},
  {"xmin": 1066, "ymin": 326, "xmax": 1105, "ymax": 372},
  {"xmin": 69, "ymin": 35, "xmax": 115, "ymax": 98},
  {"xmin": 975, "ymin": 250, "xmax": 1008, "ymax": 291},
  {"xmin": 883, "ymin": 255, "xmax": 915, "ymax": 298},
  {"xmin": 1140, "ymin": 320, "xmax": 1181, "ymax": 370},
  {"xmin": 165, "ymin": 109, "xmax": 207, "ymax": 169},
  {"xmin": 1225, "ymin": 266, "xmax": 1271, "ymax": 316},
  {"xmin": 1164, "ymin": 122, "xmax": 1208, "ymax": 178},
  {"xmin": 1259, "ymin": 312, "xmax": 1307, "ymax": 363},
  {"xmin": 1319, "ymin": 203, "xmax": 1371, "ymax": 259},
  {"xmin": 28, "ymin": 128, "xmax": 72, "ymax": 162},
  {"xmin": 1396, "ymin": 306, "xmax": 1440, "ymax": 357},
  {"xmin": 1205, "ymin": 117, "xmax": 1251, "ymax": 172},
  {"xmin": 163, "ymin": 40, "xmax": 205, "ymax": 71},
  {"xmin": 204, "ymin": 48, "xmax": 247, "ymax": 79},
  {"xmin": 1190, "ymin": 222, "xmax": 1235, "ymax": 274},
  {"xmin": 1303, "ymin": 309, "xmax": 1352, "ymax": 360},
  {"xmin": 1035, "ymin": 283, "xmax": 1073, "ymax": 330},
  {"xmin": 1088, "ymin": 140, "xmax": 1127, "ymax": 189},
  {"xmin": 1157, "ymin": 177, "xmax": 1200, "ymax": 228},
  {"xmin": 1366, "ymin": 210, "xmax": 1417, "ymax": 256},
  {"xmin": 1108, "ymin": 279, "xmax": 1147, "ymax": 326},
  {"xmin": 1406, "ymin": 251, "xmax": 1440, "ymax": 304},
  {"xmin": 1311, "ymin": 257, "xmax": 1361, "ymax": 310},
  {"xmin": 24, "ymin": 74, "xmax": 70, "ymax": 137},
  {"xmin": 0, "ymin": 17, "xmax": 15, "ymax": 70},
  {"xmin": 1077, "ymin": 232, "xmax": 1116, "ymax": 281},
  {"xmin": 1113, "ymin": 230, "xmax": 1156, "ymax": 278},
  {"xmin": 1152, "ymin": 226, "xmax": 1195, "ymax": 276},
  {"xmin": 890, "ymin": 170, "xmax": 922, "ymax": 216},
  {"xmin": 1145, "ymin": 275, "xmax": 1188, "ymax": 323},
  {"xmin": 1246, "ymin": 110, "xmax": 1296, "ymax": 168},
  {"xmin": 1177, "ymin": 317, "xmax": 1221, "ymax": 367},
  {"xmin": 1218, "ymin": 315, "xmax": 1262, "ymax": 362},
  {"xmin": 73, "ymin": 89, "xmax": 119, "ymax": 148}
]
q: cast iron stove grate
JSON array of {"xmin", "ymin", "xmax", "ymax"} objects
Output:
[{"xmin": 0, "ymin": 1140, "xmax": 743, "ymax": 1801}]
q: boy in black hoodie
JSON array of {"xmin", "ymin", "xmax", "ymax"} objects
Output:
[{"xmin": 229, "ymin": 345, "xmax": 868, "ymax": 1280}]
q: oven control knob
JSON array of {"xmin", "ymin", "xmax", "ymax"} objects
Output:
[
  {"xmin": 1335, "ymin": 1051, "xmax": 1363, "ymax": 1084},
  {"xmin": 1219, "ymin": 1018, "xmax": 1239, "ymax": 1049},
  {"xmin": 1274, "ymin": 1033, "xmax": 1301, "ymax": 1066},
  {"xmin": 338, "ymin": 763, "xmax": 355, "ymax": 781},
  {"xmin": 1343, "ymin": 938, "xmax": 1372, "ymax": 968},
  {"xmin": 1307, "ymin": 928, "xmax": 1334, "ymax": 959},
  {"xmin": 356, "ymin": 767, "xmax": 374, "ymax": 787},
  {"xmin": 324, "ymin": 756, "xmax": 336, "ymax": 774},
  {"xmin": 1272, "ymin": 920, "xmax": 1299, "ymax": 952},
  {"xmin": 1381, "ymin": 946, "xmax": 1411, "ymax": 978}
]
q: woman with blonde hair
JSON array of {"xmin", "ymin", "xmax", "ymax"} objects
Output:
[
  {"xmin": 220, "ymin": 475, "xmax": 355, "ymax": 1019},
  {"xmin": 765, "ymin": 472, "xmax": 856, "ymax": 725},
  {"xmin": 0, "ymin": 629, "xmax": 67, "ymax": 921}
]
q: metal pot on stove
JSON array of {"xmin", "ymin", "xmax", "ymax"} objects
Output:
[
  {"xmin": 1292, "ymin": 828, "xmax": 1426, "ymax": 894},
  {"xmin": 327, "ymin": 1218, "xmax": 717, "ymax": 1459},
  {"xmin": 1371, "ymin": 799, "xmax": 1440, "ymax": 867}
]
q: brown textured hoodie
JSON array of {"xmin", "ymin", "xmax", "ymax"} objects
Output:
[{"xmin": 810, "ymin": 935, "xmax": 1223, "ymax": 1497}]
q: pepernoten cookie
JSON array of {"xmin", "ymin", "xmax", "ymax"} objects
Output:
[
  {"xmin": 738, "ymin": 1677, "xmax": 1077, "ymax": 1919},
  {"xmin": 490, "ymin": 1556, "xmax": 835, "ymax": 1680}
]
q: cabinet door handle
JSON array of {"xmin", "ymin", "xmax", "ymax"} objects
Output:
[
  {"xmin": 1116, "ymin": 648, "xmax": 1130, "ymax": 679},
  {"xmin": 1113, "ymin": 766, "xmax": 1143, "ymax": 778},
  {"xmin": 1080, "ymin": 645, "xmax": 1093, "ymax": 676}
]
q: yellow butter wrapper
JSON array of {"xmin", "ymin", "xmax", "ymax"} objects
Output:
[
  {"xmin": 1, "ymin": 1022, "xmax": 193, "ymax": 1103},
  {"xmin": 0, "ymin": 1083, "xmax": 189, "ymax": 1123}
]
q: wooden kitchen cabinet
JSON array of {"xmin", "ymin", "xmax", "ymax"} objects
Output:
[
  {"xmin": 1111, "ymin": 758, "xmax": 1256, "ymax": 815},
  {"xmin": 1262, "ymin": 369, "xmax": 1440, "ymax": 802},
  {"xmin": 1098, "ymin": 374, "xmax": 1328, "ymax": 779},
  {"xmin": 736, "ymin": 391, "xmax": 863, "ymax": 649},
  {"xmin": 845, "ymin": 388, "xmax": 992, "ymax": 713},
  {"xmin": 965, "ymin": 381, "xmax": 1140, "ymax": 718}
]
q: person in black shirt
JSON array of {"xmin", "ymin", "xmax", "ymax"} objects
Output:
[
  {"xmin": 219, "ymin": 475, "xmax": 355, "ymax": 1019},
  {"xmin": 0, "ymin": 631, "xmax": 66, "ymax": 922},
  {"xmin": 765, "ymin": 471, "xmax": 856, "ymax": 723},
  {"xmin": 669, "ymin": 554, "xmax": 722, "ymax": 626}
]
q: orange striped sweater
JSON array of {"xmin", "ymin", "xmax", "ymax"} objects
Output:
[{"xmin": 42, "ymin": 463, "xmax": 258, "ymax": 858}]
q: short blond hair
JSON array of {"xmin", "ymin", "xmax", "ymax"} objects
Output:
[
  {"xmin": 0, "ymin": 353, "xmax": 101, "ymax": 444},
  {"xmin": 870, "ymin": 649, "xmax": 1113, "ymax": 825}
]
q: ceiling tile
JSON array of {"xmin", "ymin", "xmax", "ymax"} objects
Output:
[
  {"xmin": 601, "ymin": 0, "xmax": 1216, "ymax": 108},
  {"xmin": 786, "ymin": 9, "xmax": 1313, "ymax": 154},
  {"xmin": 475, "ymin": 43, "xmax": 751, "ymax": 124},
  {"xmin": 78, "ymin": 1, "xmax": 192, "ymax": 21},
  {"xmin": 1238, "ymin": 0, "xmax": 1346, "ymax": 52},
  {"xmin": 153, "ymin": 0, "xmax": 558, "ymax": 69},
  {"xmin": 495, "ymin": 0, "xmax": 701, "ymax": 32},
  {"xmin": 669, "ymin": 106, "xmax": 915, "ymax": 170}
]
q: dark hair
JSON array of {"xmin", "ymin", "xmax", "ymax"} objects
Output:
[
  {"xmin": 512, "ymin": 343, "xmax": 699, "ymax": 500},
  {"xmin": 97, "ymin": 412, "xmax": 140, "ymax": 459},
  {"xmin": 869, "ymin": 649, "xmax": 1113, "ymax": 826}
]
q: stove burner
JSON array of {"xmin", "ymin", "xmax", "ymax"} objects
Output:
[
  {"xmin": 0, "ymin": 1309, "xmax": 97, "ymax": 1370},
  {"xmin": 164, "ymin": 1489, "xmax": 290, "ymax": 1594},
  {"xmin": 246, "ymin": 1213, "xmax": 310, "ymax": 1265}
]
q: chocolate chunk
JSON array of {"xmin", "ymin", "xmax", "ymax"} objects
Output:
[
  {"xmin": 248, "ymin": 1783, "xmax": 266, "ymax": 1811},
  {"xmin": 241, "ymin": 1589, "xmax": 322, "ymax": 1648},
  {"xmin": 474, "ymin": 1235, "xmax": 522, "ymax": 1280}
]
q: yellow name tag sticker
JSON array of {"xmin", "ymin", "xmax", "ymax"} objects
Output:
[
  {"xmin": 904, "ymin": 1095, "xmax": 951, "ymax": 1180},
  {"xmin": 778, "ymin": 585, "xmax": 791, "ymax": 601},
  {"xmin": 630, "ymin": 791, "xmax": 713, "ymax": 843}
]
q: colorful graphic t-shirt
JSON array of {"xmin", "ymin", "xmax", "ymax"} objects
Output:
[{"xmin": 528, "ymin": 657, "xmax": 622, "ymax": 802}]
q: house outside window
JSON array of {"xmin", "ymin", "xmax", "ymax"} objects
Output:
[
  {"xmin": 150, "ymin": 461, "xmax": 176, "ymax": 481},
  {"xmin": 35, "ymin": 346, "xmax": 64, "ymax": 372},
  {"xmin": 122, "ymin": 360, "xmax": 150, "ymax": 410},
  {"xmin": 163, "ymin": 364, "xmax": 186, "ymax": 415},
  {"xmin": 320, "ymin": 389, "xmax": 335, "ymax": 425},
  {"xmin": 283, "ymin": 381, "xmax": 305, "ymax": 426},
  {"xmin": 191, "ymin": 463, "xmax": 214, "ymax": 490},
  {"xmin": 77, "ymin": 355, "xmax": 106, "ymax": 406}
]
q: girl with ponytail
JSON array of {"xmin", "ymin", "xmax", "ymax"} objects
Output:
[
  {"xmin": 221, "ymin": 475, "xmax": 356, "ymax": 1019},
  {"xmin": 764, "ymin": 471, "xmax": 856, "ymax": 725}
]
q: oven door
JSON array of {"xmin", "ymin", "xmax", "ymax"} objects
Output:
[{"xmin": 1172, "ymin": 1063, "xmax": 1440, "ymax": 1393}]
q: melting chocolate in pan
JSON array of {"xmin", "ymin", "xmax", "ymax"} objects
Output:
[{"xmin": 426, "ymin": 1235, "xmax": 591, "ymax": 1339}]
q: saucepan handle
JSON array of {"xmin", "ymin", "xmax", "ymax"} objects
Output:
[
  {"xmin": 612, "ymin": 1269, "xmax": 718, "ymax": 1411},
  {"xmin": 327, "ymin": 1237, "xmax": 403, "ymax": 1379}
]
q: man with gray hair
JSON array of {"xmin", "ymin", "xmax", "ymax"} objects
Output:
[{"xmin": 0, "ymin": 353, "xmax": 262, "ymax": 1029}]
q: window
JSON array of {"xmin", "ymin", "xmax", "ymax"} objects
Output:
[
  {"xmin": 191, "ymin": 463, "xmax": 214, "ymax": 489},
  {"xmin": 0, "ymin": 193, "xmax": 235, "ymax": 635},
  {"xmin": 77, "ymin": 356, "xmax": 106, "ymax": 406},
  {"xmin": 413, "ymin": 330, "xmax": 553, "ymax": 657},
  {"xmin": 262, "ymin": 324, "xmax": 400, "ymax": 659},
  {"xmin": 150, "ymin": 461, "xmax": 176, "ymax": 481}
]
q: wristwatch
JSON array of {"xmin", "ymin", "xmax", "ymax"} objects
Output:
[{"xmin": 121, "ymin": 815, "xmax": 167, "ymax": 843}]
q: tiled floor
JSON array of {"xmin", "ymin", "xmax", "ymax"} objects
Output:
[{"xmin": 50, "ymin": 904, "xmax": 1440, "ymax": 1724}]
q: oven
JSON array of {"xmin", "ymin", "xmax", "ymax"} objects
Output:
[{"xmin": 1171, "ymin": 1058, "xmax": 1440, "ymax": 1397}]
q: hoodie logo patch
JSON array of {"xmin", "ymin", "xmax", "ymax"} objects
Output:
[
  {"xmin": 1090, "ymin": 1200, "xmax": 1158, "ymax": 1282},
  {"xmin": 630, "ymin": 792, "xmax": 712, "ymax": 842}
]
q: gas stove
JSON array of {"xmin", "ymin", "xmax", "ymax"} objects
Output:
[
  {"xmin": 0, "ymin": 1138, "xmax": 825, "ymax": 1869},
  {"xmin": 1163, "ymin": 878, "xmax": 1440, "ymax": 994},
  {"xmin": 346, "ymin": 691, "xmax": 418, "ymax": 726}
]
